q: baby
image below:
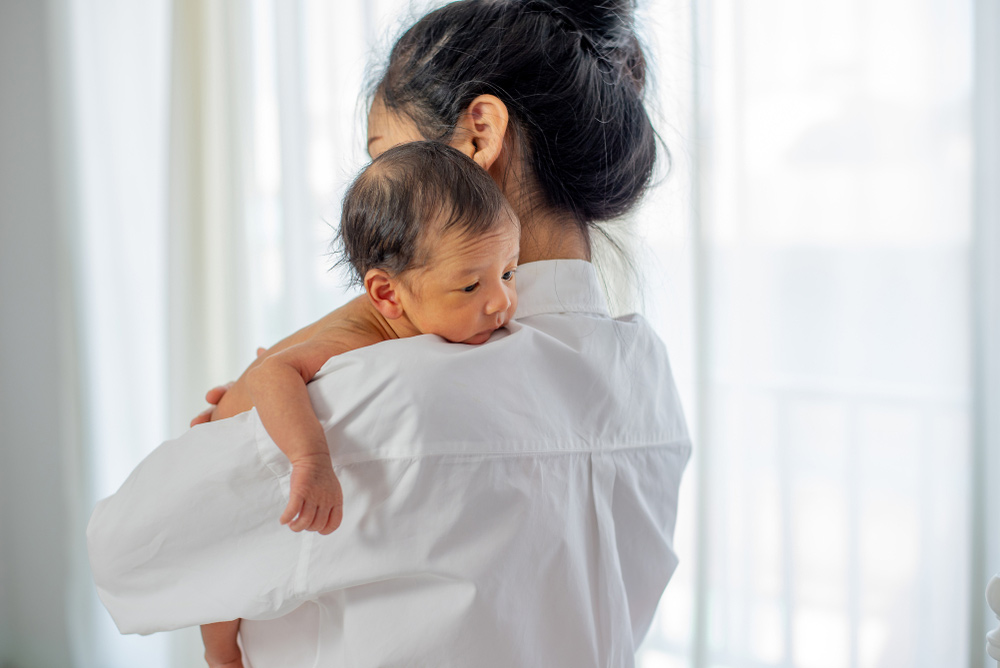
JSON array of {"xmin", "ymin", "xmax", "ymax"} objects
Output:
[{"xmin": 198, "ymin": 140, "xmax": 520, "ymax": 668}]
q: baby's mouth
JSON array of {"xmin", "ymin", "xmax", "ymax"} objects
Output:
[{"xmin": 466, "ymin": 327, "xmax": 497, "ymax": 345}]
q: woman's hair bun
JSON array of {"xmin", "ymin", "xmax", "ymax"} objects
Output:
[
  {"xmin": 542, "ymin": 0, "xmax": 637, "ymax": 41},
  {"xmin": 535, "ymin": 0, "xmax": 646, "ymax": 91}
]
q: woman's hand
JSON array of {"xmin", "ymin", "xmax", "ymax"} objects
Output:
[
  {"xmin": 189, "ymin": 348, "xmax": 269, "ymax": 427},
  {"xmin": 190, "ymin": 383, "xmax": 234, "ymax": 427}
]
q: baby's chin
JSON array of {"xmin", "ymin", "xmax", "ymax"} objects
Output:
[{"xmin": 459, "ymin": 328, "xmax": 497, "ymax": 346}]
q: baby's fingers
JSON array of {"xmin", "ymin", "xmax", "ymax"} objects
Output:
[
  {"xmin": 306, "ymin": 505, "xmax": 333, "ymax": 533},
  {"xmin": 289, "ymin": 504, "xmax": 318, "ymax": 532},
  {"xmin": 280, "ymin": 495, "xmax": 304, "ymax": 527},
  {"xmin": 318, "ymin": 505, "xmax": 343, "ymax": 535}
]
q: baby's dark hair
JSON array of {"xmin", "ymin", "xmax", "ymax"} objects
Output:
[
  {"xmin": 337, "ymin": 140, "xmax": 517, "ymax": 284},
  {"xmin": 374, "ymin": 0, "xmax": 658, "ymax": 233}
]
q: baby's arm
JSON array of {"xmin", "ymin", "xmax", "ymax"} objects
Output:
[
  {"xmin": 245, "ymin": 333, "xmax": 359, "ymax": 534},
  {"xmin": 197, "ymin": 302, "xmax": 392, "ymax": 662},
  {"xmin": 248, "ymin": 309, "xmax": 394, "ymax": 533},
  {"xmin": 195, "ymin": 296, "xmax": 392, "ymax": 424}
]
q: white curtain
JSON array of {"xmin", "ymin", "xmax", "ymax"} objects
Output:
[
  {"xmin": 62, "ymin": 0, "xmax": 408, "ymax": 665},
  {"xmin": 165, "ymin": 0, "xmax": 416, "ymax": 425},
  {"xmin": 639, "ymin": 1, "xmax": 985, "ymax": 667},
  {"xmin": 54, "ymin": 1, "xmax": 993, "ymax": 667},
  {"xmin": 60, "ymin": 0, "xmax": 175, "ymax": 665}
]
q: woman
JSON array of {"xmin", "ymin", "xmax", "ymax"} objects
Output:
[{"xmin": 87, "ymin": 1, "xmax": 690, "ymax": 666}]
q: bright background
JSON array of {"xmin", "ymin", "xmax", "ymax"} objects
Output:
[{"xmin": 1, "ymin": 1, "xmax": 998, "ymax": 667}]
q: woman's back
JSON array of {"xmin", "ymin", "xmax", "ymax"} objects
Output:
[{"xmin": 88, "ymin": 260, "xmax": 690, "ymax": 667}]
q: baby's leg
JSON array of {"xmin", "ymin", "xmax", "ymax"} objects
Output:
[{"xmin": 202, "ymin": 619, "xmax": 243, "ymax": 668}]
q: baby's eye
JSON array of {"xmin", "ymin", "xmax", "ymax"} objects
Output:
[
  {"xmin": 463, "ymin": 283, "xmax": 479, "ymax": 293},
  {"xmin": 502, "ymin": 270, "xmax": 515, "ymax": 281}
]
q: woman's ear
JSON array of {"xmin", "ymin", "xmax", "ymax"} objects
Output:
[
  {"xmin": 364, "ymin": 269, "xmax": 405, "ymax": 320},
  {"xmin": 450, "ymin": 94, "xmax": 509, "ymax": 171}
]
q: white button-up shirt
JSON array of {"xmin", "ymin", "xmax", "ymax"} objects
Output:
[{"xmin": 88, "ymin": 259, "xmax": 691, "ymax": 668}]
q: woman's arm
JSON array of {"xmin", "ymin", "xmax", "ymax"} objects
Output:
[
  {"xmin": 88, "ymin": 297, "xmax": 412, "ymax": 635},
  {"xmin": 87, "ymin": 410, "xmax": 304, "ymax": 634}
]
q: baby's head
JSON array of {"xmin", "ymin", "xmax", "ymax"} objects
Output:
[{"xmin": 338, "ymin": 141, "xmax": 520, "ymax": 345}]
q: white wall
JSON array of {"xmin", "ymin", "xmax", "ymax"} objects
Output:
[{"xmin": 0, "ymin": 0, "xmax": 74, "ymax": 666}]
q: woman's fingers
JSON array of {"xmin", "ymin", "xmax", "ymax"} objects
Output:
[
  {"xmin": 192, "ymin": 382, "xmax": 233, "ymax": 427},
  {"xmin": 190, "ymin": 407, "xmax": 214, "ymax": 428},
  {"xmin": 204, "ymin": 382, "xmax": 234, "ymax": 406}
]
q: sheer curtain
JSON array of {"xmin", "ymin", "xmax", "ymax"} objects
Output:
[
  {"xmin": 59, "ymin": 1, "xmax": 992, "ymax": 667},
  {"xmin": 60, "ymin": 1, "xmax": 175, "ymax": 665},
  {"xmin": 640, "ymin": 1, "xmax": 981, "ymax": 667},
  {"xmin": 64, "ymin": 0, "xmax": 409, "ymax": 665},
  {"xmin": 166, "ymin": 0, "xmax": 417, "ymax": 425}
]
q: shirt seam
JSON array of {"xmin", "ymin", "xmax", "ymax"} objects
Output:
[
  {"xmin": 253, "ymin": 415, "xmax": 317, "ymax": 601},
  {"xmin": 323, "ymin": 438, "xmax": 692, "ymax": 469},
  {"xmin": 253, "ymin": 410, "xmax": 287, "ymax": 480},
  {"xmin": 514, "ymin": 303, "xmax": 609, "ymax": 318}
]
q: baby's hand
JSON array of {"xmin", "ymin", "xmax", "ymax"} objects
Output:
[{"xmin": 282, "ymin": 453, "xmax": 343, "ymax": 534}]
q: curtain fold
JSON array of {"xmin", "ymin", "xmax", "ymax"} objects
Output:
[
  {"xmin": 60, "ymin": 0, "xmax": 175, "ymax": 665},
  {"xmin": 166, "ymin": 0, "xmax": 254, "ymax": 432},
  {"xmin": 61, "ymin": 2, "xmax": 389, "ymax": 663}
]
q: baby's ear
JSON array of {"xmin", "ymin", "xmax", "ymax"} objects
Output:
[{"xmin": 364, "ymin": 269, "xmax": 405, "ymax": 320}]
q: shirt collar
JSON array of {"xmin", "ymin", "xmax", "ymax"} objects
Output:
[{"xmin": 513, "ymin": 259, "xmax": 610, "ymax": 319}]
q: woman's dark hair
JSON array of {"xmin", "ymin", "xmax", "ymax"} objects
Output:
[
  {"xmin": 375, "ymin": 0, "xmax": 657, "ymax": 231},
  {"xmin": 338, "ymin": 140, "xmax": 517, "ymax": 283}
]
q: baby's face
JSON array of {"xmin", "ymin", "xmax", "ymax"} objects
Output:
[{"xmin": 399, "ymin": 220, "xmax": 520, "ymax": 345}]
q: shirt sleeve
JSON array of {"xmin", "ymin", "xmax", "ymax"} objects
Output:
[{"xmin": 86, "ymin": 409, "xmax": 309, "ymax": 635}]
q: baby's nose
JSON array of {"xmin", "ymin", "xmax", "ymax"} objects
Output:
[{"xmin": 485, "ymin": 287, "xmax": 512, "ymax": 314}]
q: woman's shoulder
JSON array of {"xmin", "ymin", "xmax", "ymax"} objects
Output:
[{"xmin": 299, "ymin": 311, "xmax": 686, "ymax": 463}]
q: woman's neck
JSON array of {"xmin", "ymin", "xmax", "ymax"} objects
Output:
[
  {"xmin": 516, "ymin": 209, "xmax": 591, "ymax": 264},
  {"xmin": 492, "ymin": 157, "xmax": 591, "ymax": 264}
]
